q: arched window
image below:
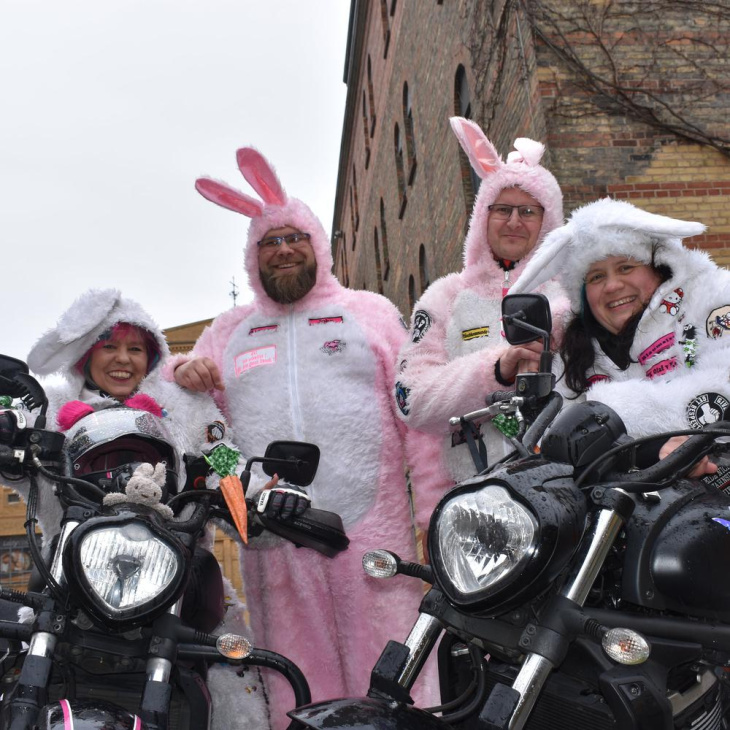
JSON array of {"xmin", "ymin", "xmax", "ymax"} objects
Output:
[
  {"xmin": 379, "ymin": 0, "xmax": 390, "ymax": 57},
  {"xmin": 349, "ymin": 186, "xmax": 357, "ymax": 250},
  {"xmin": 367, "ymin": 56, "xmax": 376, "ymax": 135},
  {"xmin": 338, "ymin": 233, "xmax": 350, "ymax": 287},
  {"xmin": 394, "ymin": 123, "xmax": 407, "ymax": 218},
  {"xmin": 379, "ymin": 199, "xmax": 391, "ymax": 280},
  {"xmin": 419, "ymin": 244, "xmax": 430, "ymax": 293},
  {"xmin": 362, "ymin": 91, "xmax": 371, "ymax": 168},
  {"xmin": 408, "ymin": 275, "xmax": 416, "ymax": 312},
  {"xmin": 454, "ymin": 65, "xmax": 481, "ymax": 214},
  {"xmin": 374, "ymin": 227, "xmax": 384, "ymax": 294},
  {"xmin": 402, "ymin": 82, "xmax": 417, "ymax": 184},
  {"xmin": 352, "ymin": 166, "xmax": 360, "ymax": 231}
]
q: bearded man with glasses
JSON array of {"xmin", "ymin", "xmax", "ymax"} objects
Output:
[{"xmin": 394, "ymin": 118, "xmax": 569, "ymax": 536}]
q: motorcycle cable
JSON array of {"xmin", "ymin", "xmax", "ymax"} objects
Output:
[
  {"xmin": 32, "ymin": 456, "xmax": 107, "ymax": 508},
  {"xmin": 574, "ymin": 425, "xmax": 730, "ymax": 492}
]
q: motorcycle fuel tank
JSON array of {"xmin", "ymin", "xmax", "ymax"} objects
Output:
[
  {"xmin": 38, "ymin": 700, "xmax": 144, "ymax": 730},
  {"xmin": 623, "ymin": 482, "xmax": 730, "ymax": 621}
]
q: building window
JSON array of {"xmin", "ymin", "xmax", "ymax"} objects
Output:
[
  {"xmin": 339, "ymin": 234, "xmax": 350, "ymax": 287},
  {"xmin": 408, "ymin": 275, "xmax": 416, "ymax": 312},
  {"xmin": 349, "ymin": 187, "xmax": 357, "ymax": 250},
  {"xmin": 0, "ymin": 536, "xmax": 34, "ymax": 589},
  {"xmin": 374, "ymin": 227, "xmax": 384, "ymax": 294},
  {"xmin": 390, "ymin": 0, "xmax": 397, "ymax": 14},
  {"xmin": 379, "ymin": 198, "xmax": 391, "ymax": 279},
  {"xmin": 362, "ymin": 91, "xmax": 371, "ymax": 168},
  {"xmin": 353, "ymin": 166, "xmax": 360, "ymax": 232},
  {"xmin": 394, "ymin": 123, "xmax": 407, "ymax": 218},
  {"xmin": 7, "ymin": 492, "xmax": 20, "ymax": 504},
  {"xmin": 367, "ymin": 56, "xmax": 376, "ymax": 136},
  {"xmin": 419, "ymin": 244, "xmax": 430, "ymax": 293},
  {"xmin": 454, "ymin": 65, "xmax": 481, "ymax": 214},
  {"xmin": 380, "ymin": 0, "xmax": 391, "ymax": 58},
  {"xmin": 402, "ymin": 82, "xmax": 417, "ymax": 184}
]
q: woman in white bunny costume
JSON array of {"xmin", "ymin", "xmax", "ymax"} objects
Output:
[
  {"xmin": 165, "ymin": 147, "xmax": 429, "ymax": 723},
  {"xmin": 395, "ymin": 117, "xmax": 567, "ymax": 531},
  {"xmin": 511, "ymin": 198, "xmax": 730, "ymax": 469},
  {"xmin": 21, "ymin": 289, "xmax": 269, "ymax": 730}
]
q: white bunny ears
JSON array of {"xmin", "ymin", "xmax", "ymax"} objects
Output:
[
  {"xmin": 449, "ymin": 117, "xmax": 564, "ymax": 269},
  {"xmin": 195, "ymin": 148, "xmax": 288, "ymax": 218},
  {"xmin": 510, "ymin": 197, "xmax": 707, "ymax": 305}
]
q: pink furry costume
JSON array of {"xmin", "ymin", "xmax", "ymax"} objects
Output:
[
  {"xmin": 511, "ymin": 198, "xmax": 730, "ymax": 450},
  {"xmin": 23, "ymin": 289, "xmax": 268, "ymax": 730},
  {"xmin": 164, "ymin": 148, "xmax": 426, "ymax": 726},
  {"xmin": 395, "ymin": 117, "xmax": 567, "ymax": 530}
]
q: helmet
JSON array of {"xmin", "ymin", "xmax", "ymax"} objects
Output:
[{"xmin": 63, "ymin": 407, "xmax": 179, "ymax": 499}]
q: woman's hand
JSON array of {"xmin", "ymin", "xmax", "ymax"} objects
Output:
[
  {"xmin": 659, "ymin": 436, "xmax": 718, "ymax": 478},
  {"xmin": 497, "ymin": 341, "xmax": 544, "ymax": 382},
  {"xmin": 174, "ymin": 357, "xmax": 225, "ymax": 392}
]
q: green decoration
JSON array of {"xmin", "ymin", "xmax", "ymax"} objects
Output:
[
  {"xmin": 493, "ymin": 414, "xmax": 520, "ymax": 439},
  {"xmin": 205, "ymin": 444, "xmax": 241, "ymax": 477},
  {"xmin": 0, "ymin": 396, "xmax": 12, "ymax": 408}
]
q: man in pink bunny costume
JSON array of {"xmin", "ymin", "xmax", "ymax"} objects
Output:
[
  {"xmin": 165, "ymin": 148, "xmax": 429, "ymax": 726},
  {"xmin": 396, "ymin": 117, "xmax": 567, "ymax": 532}
]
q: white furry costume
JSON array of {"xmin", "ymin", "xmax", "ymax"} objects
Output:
[
  {"xmin": 163, "ymin": 148, "xmax": 426, "ymax": 727},
  {"xmin": 22, "ymin": 289, "xmax": 268, "ymax": 730},
  {"xmin": 511, "ymin": 198, "xmax": 730, "ymax": 441},
  {"xmin": 395, "ymin": 118, "xmax": 567, "ymax": 530}
]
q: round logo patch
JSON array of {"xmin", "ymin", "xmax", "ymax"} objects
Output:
[
  {"xmin": 411, "ymin": 310, "xmax": 432, "ymax": 343},
  {"xmin": 686, "ymin": 392, "xmax": 730, "ymax": 429},
  {"xmin": 706, "ymin": 305, "xmax": 730, "ymax": 339}
]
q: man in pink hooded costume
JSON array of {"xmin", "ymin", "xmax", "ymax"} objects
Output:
[
  {"xmin": 164, "ymin": 148, "xmax": 428, "ymax": 727},
  {"xmin": 395, "ymin": 117, "xmax": 567, "ymax": 533}
]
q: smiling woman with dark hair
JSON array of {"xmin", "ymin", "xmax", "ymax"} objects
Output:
[{"xmin": 512, "ymin": 197, "xmax": 730, "ymax": 480}]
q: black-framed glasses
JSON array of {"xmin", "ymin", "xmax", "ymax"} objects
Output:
[
  {"xmin": 257, "ymin": 232, "xmax": 311, "ymax": 249},
  {"xmin": 488, "ymin": 204, "xmax": 544, "ymax": 220}
]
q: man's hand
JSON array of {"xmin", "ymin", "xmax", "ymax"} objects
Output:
[
  {"xmin": 174, "ymin": 358, "xmax": 225, "ymax": 392},
  {"xmin": 659, "ymin": 435, "xmax": 718, "ymax": 478},
  {"xmin": 497, "ymin": 341, "xmax": 544, "ymax": 382}
]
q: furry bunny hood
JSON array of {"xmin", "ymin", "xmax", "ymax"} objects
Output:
[
  {"xmin": 195, "ymin": 147, "xmax": 338, "ymax": 305},
  {"xmin": 509, "ymin": 197, "xmax": 707, "ymax": 306},
  {"xmin": 27, "ymin": 289, "xmax": 169, "ymax": 385},
  {"xmin": 450, "ymin": 117, "xmax": 564, "ymax": 269}
]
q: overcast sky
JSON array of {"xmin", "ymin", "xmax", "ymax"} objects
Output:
[{"xmin": 0, "ymin": 0, "xmax": 350, "ymax": 364}]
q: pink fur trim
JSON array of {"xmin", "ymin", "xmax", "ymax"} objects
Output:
[
  {"xmin": 124, "ymin": 393, "xmax": 164, "ymax": 417},
  {"xmin": 57, "ymin": 401, "xmax": 94, "ymax": 431}
]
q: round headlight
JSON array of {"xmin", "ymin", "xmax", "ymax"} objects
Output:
[
  {"xmin": 433, "ymin": 485, "xmax": 537, "ymax": 602},
  {"xmin": 64, "ymin": 512, "xmax": 188, "ymax": 629}
]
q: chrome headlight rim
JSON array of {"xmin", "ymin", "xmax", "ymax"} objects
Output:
[
  {"xmin": 428, "ymin": 480, "xmax": 541, "ymax": 609},
  {"xmin": 63, "ymin": 510, "xmax": 189, "ymax": 630}
]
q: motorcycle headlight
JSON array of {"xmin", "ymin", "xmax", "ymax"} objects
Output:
[
  {"xmin": 64, "ymin": 511, "xmax": 188, "ymax": 629},
  {"xmin": 430, "ymin": 484, "xmax": 538, "ymax": 607}
]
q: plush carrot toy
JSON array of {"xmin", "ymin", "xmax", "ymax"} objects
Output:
[{"xmin": 205, "ymin": 445, "xmax": 248, "ymax": 544}]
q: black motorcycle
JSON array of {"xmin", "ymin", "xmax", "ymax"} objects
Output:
[
  {"xmin": 290, "ymin": 293, "xmax": 730, "ymax": 730},
  {"xmin": 0, "ymin": 354, "xmax": 348, "ymax": 730}
]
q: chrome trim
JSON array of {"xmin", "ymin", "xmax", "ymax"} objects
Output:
[
  {"xmin": 28, "ymin": 631, "xmax": 56, "ymax": 658},
  {"xmin": 396, "ymin": 613, "xmax": 443, "ymax": 688},
  {"xmin": 49, "ymin": 519, "xmax": 80, "ymax": 586},
  {"xmin": 146, "ymin": 657, "xmax": 172, "ymax": 683}
]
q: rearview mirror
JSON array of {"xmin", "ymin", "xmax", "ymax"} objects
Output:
[
  {"xmin": 261, "ymin": 441, "xmax": 320, "ymax": 487},
  {"xmin": 0, "ymin": 354, "xmax": 29, "ymax": 380},
  {"xmin": 501, "ymin": 294, "xmax": 552, "ymax": 346}
]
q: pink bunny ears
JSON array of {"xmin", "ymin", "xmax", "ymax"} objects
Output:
[
  {"xmin": 449, "ymin": 117, "xmax": 546, "ymax": 178},
  {"xmin": 195, "ymin": 147, "xmax": 288, "ymax": 218},
  {"xmin": 57, "ymin": 395, "xmax": 165, "ymax": 432}
]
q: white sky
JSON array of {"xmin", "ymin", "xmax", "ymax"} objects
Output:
[{"xmin": 0, "ymin": 0, "xmax": 350, "ymax": 363}]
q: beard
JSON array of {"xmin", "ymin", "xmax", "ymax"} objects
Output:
[{"xmin": 260, "ymin": 262, "xmax": 318, "ymax": 304}]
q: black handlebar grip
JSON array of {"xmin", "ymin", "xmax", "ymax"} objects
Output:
[{"xmin": 488, "ymin": 390, "xmax": 515, "ymax": 405}]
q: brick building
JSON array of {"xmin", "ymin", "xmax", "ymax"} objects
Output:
[{"xmin": 333, "ymin": 0, "xmax": 730, "ymax": 317}]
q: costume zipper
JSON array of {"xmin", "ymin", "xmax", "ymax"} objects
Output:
[{"xmin": 287, "ymin": 306, "xmax": 304, "ymax": 441}]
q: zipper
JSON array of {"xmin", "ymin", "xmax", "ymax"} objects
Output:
[{"xmin": 287, "ymin": 306, "xmax": 304, "ymax": 441}]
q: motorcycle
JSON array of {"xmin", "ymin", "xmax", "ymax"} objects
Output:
[
  {"xmin": 290, "ymin": 293, "xmax": 730, "ymax": 730},
  {"xmin": 0, "ymin": 354, "xmax": 348, "ymax": 730}
]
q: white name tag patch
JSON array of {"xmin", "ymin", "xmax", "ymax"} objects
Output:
[{"xmin": 234, "ymin": 345, "xmax": 277, "ymax": 376}]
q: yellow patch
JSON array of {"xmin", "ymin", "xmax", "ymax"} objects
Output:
[{"xmin": 462, "ymin": 326, "xmax": 489, "ymax": 341}]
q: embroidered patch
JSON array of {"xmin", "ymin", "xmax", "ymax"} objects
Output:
[
  {"xmin": 686, "ymin": 392, "xmax": 730, "ymax": 428},
  {"xmin": 249, "ymin": 324, "xmax": 278, "ymax": 335},
  {"xmin": 706, "ymin": 305, "xmax": 730, "ymax": 339},
  {"xmin": 587, "ymin": 374, "xmax": 611, "ymax": 386},
  {"xmin": 234, "ymin": 345, "xmax": 276, "ymax": 376},
  {"xmin": 320, "ymin": 339, "xmax": 345, "ymax": 355},
  {"xmin": 309, "ymin": 316, "xmax": 344, "ymax": 326},
  {"xmin": 638, "ymin": 333, "xmax": 675, "ymax": 365},
  {"xmin": 206, "ymin": 421, "xmax": 226, "ymax": 443},
  {"xmin": 658, "ymin": 288, "xmax": 684, "ymax": 317},
  {"xmin": 412, "ymin": 310, "xmax": 432, "ymax": 343},
  {"xmin": 462, "ymin": 326, "xmax": 490, "ymax": 341},
  {"xmin": 395, "ymin": 381, "xmax": 411, "ymax": 415},
  {"xmin": 704, "ymin": 467, "xmax": 730, "ymax": 495},
  {"xmin": 645, "ymin": 357, "xmax": 678, "ymax": 379},
  {"xmin": 679, "ymin": 324, "xmax": 697, "ymax": 367}
]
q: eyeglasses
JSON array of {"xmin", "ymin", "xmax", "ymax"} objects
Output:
[
  {"xmin": 488, "ymin": 204, "xmax": 544, "ymax": 221},
  {"xmin": 257, "ymin": 232, "xmax": 311, "ymax": 249}
]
